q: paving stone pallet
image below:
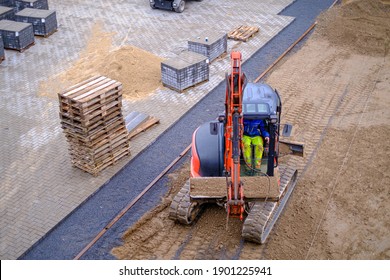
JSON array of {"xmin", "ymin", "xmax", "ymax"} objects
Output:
[
  {"xmin": 15, "ymin": 8, "xmax": 57, "ymax": 37},
  {"xmin": 188, "ymin": 32, "xmax": 227, "ymax": 63},
  {"xmin": 13, "ymin": 0, "xmax": 48, "ymax": 13},
  {"xmin": 0, "ymin": 34, "xmax": 4, "ymax": 61},
  {"xmin": 0, "ymin": 0, "xmax": 14, "ymax": 7},
  {"xmin": 161, "ymin": 50, "xmax": 209, "ymax": 93},
  {"xmin": 0, "ymin": 6, "xmax": 15, "ymax": 20},
  {"xmin": 0, "ymin": 19, "xmax": 34, "ymax": 51},
  {"xmin": 58, "ymin": 76, "xmax": 131, "ymax": 176}
]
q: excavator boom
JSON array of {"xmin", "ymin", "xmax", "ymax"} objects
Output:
[{"xmin": 224, "ymin": 51, "xmax": 245, "ymax": 220}]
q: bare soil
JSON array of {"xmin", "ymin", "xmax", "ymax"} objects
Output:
[
  {"xmin": 112, "ymin": 0, "xmax": 390, "ymax": 259},
  {"xmin": 39, "ymin": 22, "xmax": 163, "ymax": 99}
]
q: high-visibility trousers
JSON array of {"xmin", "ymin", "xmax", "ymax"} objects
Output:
[{"xmin": 242, "ymin": 135, "xmax": 264, "ymax": 169}]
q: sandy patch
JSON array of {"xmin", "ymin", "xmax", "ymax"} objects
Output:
[{"xmin": 39, "ymin": 22, "xmax": 163, "ymax": 99}]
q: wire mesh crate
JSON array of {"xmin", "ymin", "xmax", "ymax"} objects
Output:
[
  {"xmin": 188, "ymin": 32, "xmax": 227, "ymax": 63},
  {"xmin": 15, "ymin": 8, "xmax": 57, "ymax": 37},
  {"xmin": 161, "ymin": 51, "xmax": 209, "ymax": 92},
  {"xmin": 0, "ymin": 19, "xmax": 34, "ymax": 51},
  {"xmin": 0, "ymin": 6, "xmax": 15, "ymax": 21}
]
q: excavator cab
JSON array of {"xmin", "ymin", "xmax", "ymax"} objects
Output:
[
  {"xmin": 242, "ymin": 82, "xmax": 282, "ymax": 177},
  {"xmin": 194, "ymin": 82, "xmax": 281, "ymax": 178}
]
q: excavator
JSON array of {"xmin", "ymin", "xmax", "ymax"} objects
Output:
[
  {"xmin": 150, "ymin": 0, "xmax": 203, "ymax": 13},
  {"xmin": 169, "ymin": 51, "xmax": 304, "ymax": 243}
]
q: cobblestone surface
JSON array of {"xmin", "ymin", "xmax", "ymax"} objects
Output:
[{"xmin": 0, "ymin": 0, "xmax": 294, "ymax": 259}]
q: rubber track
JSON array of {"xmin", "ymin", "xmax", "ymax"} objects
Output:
[
  {"xmin": 169, "ymin": 180, "xmax": 200, "ymax": 224},
  {"xmin": 242, "ymin": 165, "xmax": 298, "ymax": 243}
]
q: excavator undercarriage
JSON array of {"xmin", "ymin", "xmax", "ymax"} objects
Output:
[{"xmin": 169, "ymin": 166, "xmax": 298, "ymax": 243}]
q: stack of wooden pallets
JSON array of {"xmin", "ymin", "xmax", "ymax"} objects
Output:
[{"xmin": 58, "ymin": 76, "xmax": 130, "ymax": 176}]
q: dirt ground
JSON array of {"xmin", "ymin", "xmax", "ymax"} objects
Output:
[
  {"xmin": 39, "ymin": 22, "xmax": 163, "ymax": 99},
  {"xmin": 112, "ymin": 0, "xmax": 390, "ymax": 259}
]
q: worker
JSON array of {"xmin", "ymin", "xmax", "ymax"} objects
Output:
[{"xmin": 242, "ymin": 118, "xmax": 270, "ymax": 169}]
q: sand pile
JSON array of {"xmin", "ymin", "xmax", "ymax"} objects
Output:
[
  {"xmin": 315, "ymin": 0, "xmax": 390, "ymax": 56},
  {"xmin": 98, "ymin": 45, "xmax": 163, "ymax": 98},
  {"xmin": 40, "ymin": 23, "xmax": 163, "ymax": 99}
]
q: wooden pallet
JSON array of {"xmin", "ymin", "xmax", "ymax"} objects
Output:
[
  {"xmin": 67, "ymin": 132, "xmax": 128, "ymax": 156},
  {"xmin": 69, "ymin": 135, "xmax": 130, "ymax": 174},
  {"xmin": 128, "ymin": 116, "xmax": 160, "ymax": 139},
  {"xmin": 60, "ymin": 112, "xmax": 123, "ymax": 135},
  {"xmin": 72, "ymin": 148, "xmax": 130, "ymax": 176},
  {"xmin": 65, "ymin": 124, "xmax": 127, "ymax": 147},
  {"xmin": 3, "ymin": 41, "xmax": 35, "ymax": 53},
  {"xmin": 69, "ymin": 140, "xmax": 130, "ymax": 164},
  {"xmin": 59, "ymin": 76, "xmax": 131, "ymax": 176},
  {"xmin": 60, "ymin": 89, "xmax": 122, "ymax": 114},
  {"xmin": 60, "ymin": 92, "xmax": 122, "ymax": 114},
  {"xmin": 59, "ymin": 76, "xmax": 122, "ymax": 104},
  {"xmin": 40, "ymin": 28, "xmax": 58, "ymax": 38},
  {"xmin": 124, "ymin": 111, "xmax": 160, "ymax": 140},
  {"xmin": 63, "ymin": 118, "xmax": 125, "ymax": 143},
  {"xmin": 63, "ymin": 133, "xmax": 126, "ymax": 154},
  {"xmin": 228, "ymin": 25, "xmax": 259, "ymax": 42},
  {"xmin": 18, "ymin": 41, "xmax": 35, "ymax": 53},
  {"xmin": 60, "ymin": 101, "xmax": 122, "ymax": 126}
]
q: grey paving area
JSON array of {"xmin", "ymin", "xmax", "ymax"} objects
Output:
[{"xmin": 0, "ymin": 0, "xmax": 295, "ymax": 259}]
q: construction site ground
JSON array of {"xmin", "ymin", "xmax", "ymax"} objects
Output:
[
  {"xmin": 2, "ymin": 0, "xmax": 389, "ymax": 260},
  {"xmin": 113, "ymin": 0, "xmax": 390, "ymax": 260},
  {"xmin": 1, "ymin": 0, "xmax": 298, "ymax": 259}
]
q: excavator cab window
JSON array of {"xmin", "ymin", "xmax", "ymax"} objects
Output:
[{"xmin": 244, "ymin": 103, "xmax": 270, "ymax": 115}]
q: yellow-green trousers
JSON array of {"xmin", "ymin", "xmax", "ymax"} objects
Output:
[{"xmin": 242, "ymin": 135, "xmax": 264, "ymax": 169}]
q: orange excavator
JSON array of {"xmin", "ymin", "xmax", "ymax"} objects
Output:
[{"xmin": 169, "ymin": 51, "xmax": 304, "ymax": 243}]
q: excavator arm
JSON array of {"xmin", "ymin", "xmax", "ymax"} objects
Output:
[{"xmin": 224, "ymin": 51, "xmax": 245, "ymax": 220}]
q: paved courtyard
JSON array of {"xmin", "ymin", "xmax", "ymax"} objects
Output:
[{"xmin": 0, "ymin": 0, "xmax": 295, "ymax": 259}]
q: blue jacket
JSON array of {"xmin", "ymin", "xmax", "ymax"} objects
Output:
[{"xmin": 243, "ymin": 119, "xmax": 270, "ymax": 138}]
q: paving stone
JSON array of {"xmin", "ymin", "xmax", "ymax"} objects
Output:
[
  {"xmin": 188, "ymin": 31, "xmax": 227, "ymax": 62},
  {"xmin": 161, "ymin": 51, "xmax": 209, "ymax": 92},
  {"xmin": 0, "ymin": 6, "xmax": 14, "ymax": 21},
  {"xmin": 13, "ymin": 0, "xmax": 49, "ymax": 13},
  {"xmin": 0, "ymin": 19, "xmax": 35, "ymax": 51},
  {"xmin": 15, "ymin": 8, "xmax": 57, "ymax": 37}
]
